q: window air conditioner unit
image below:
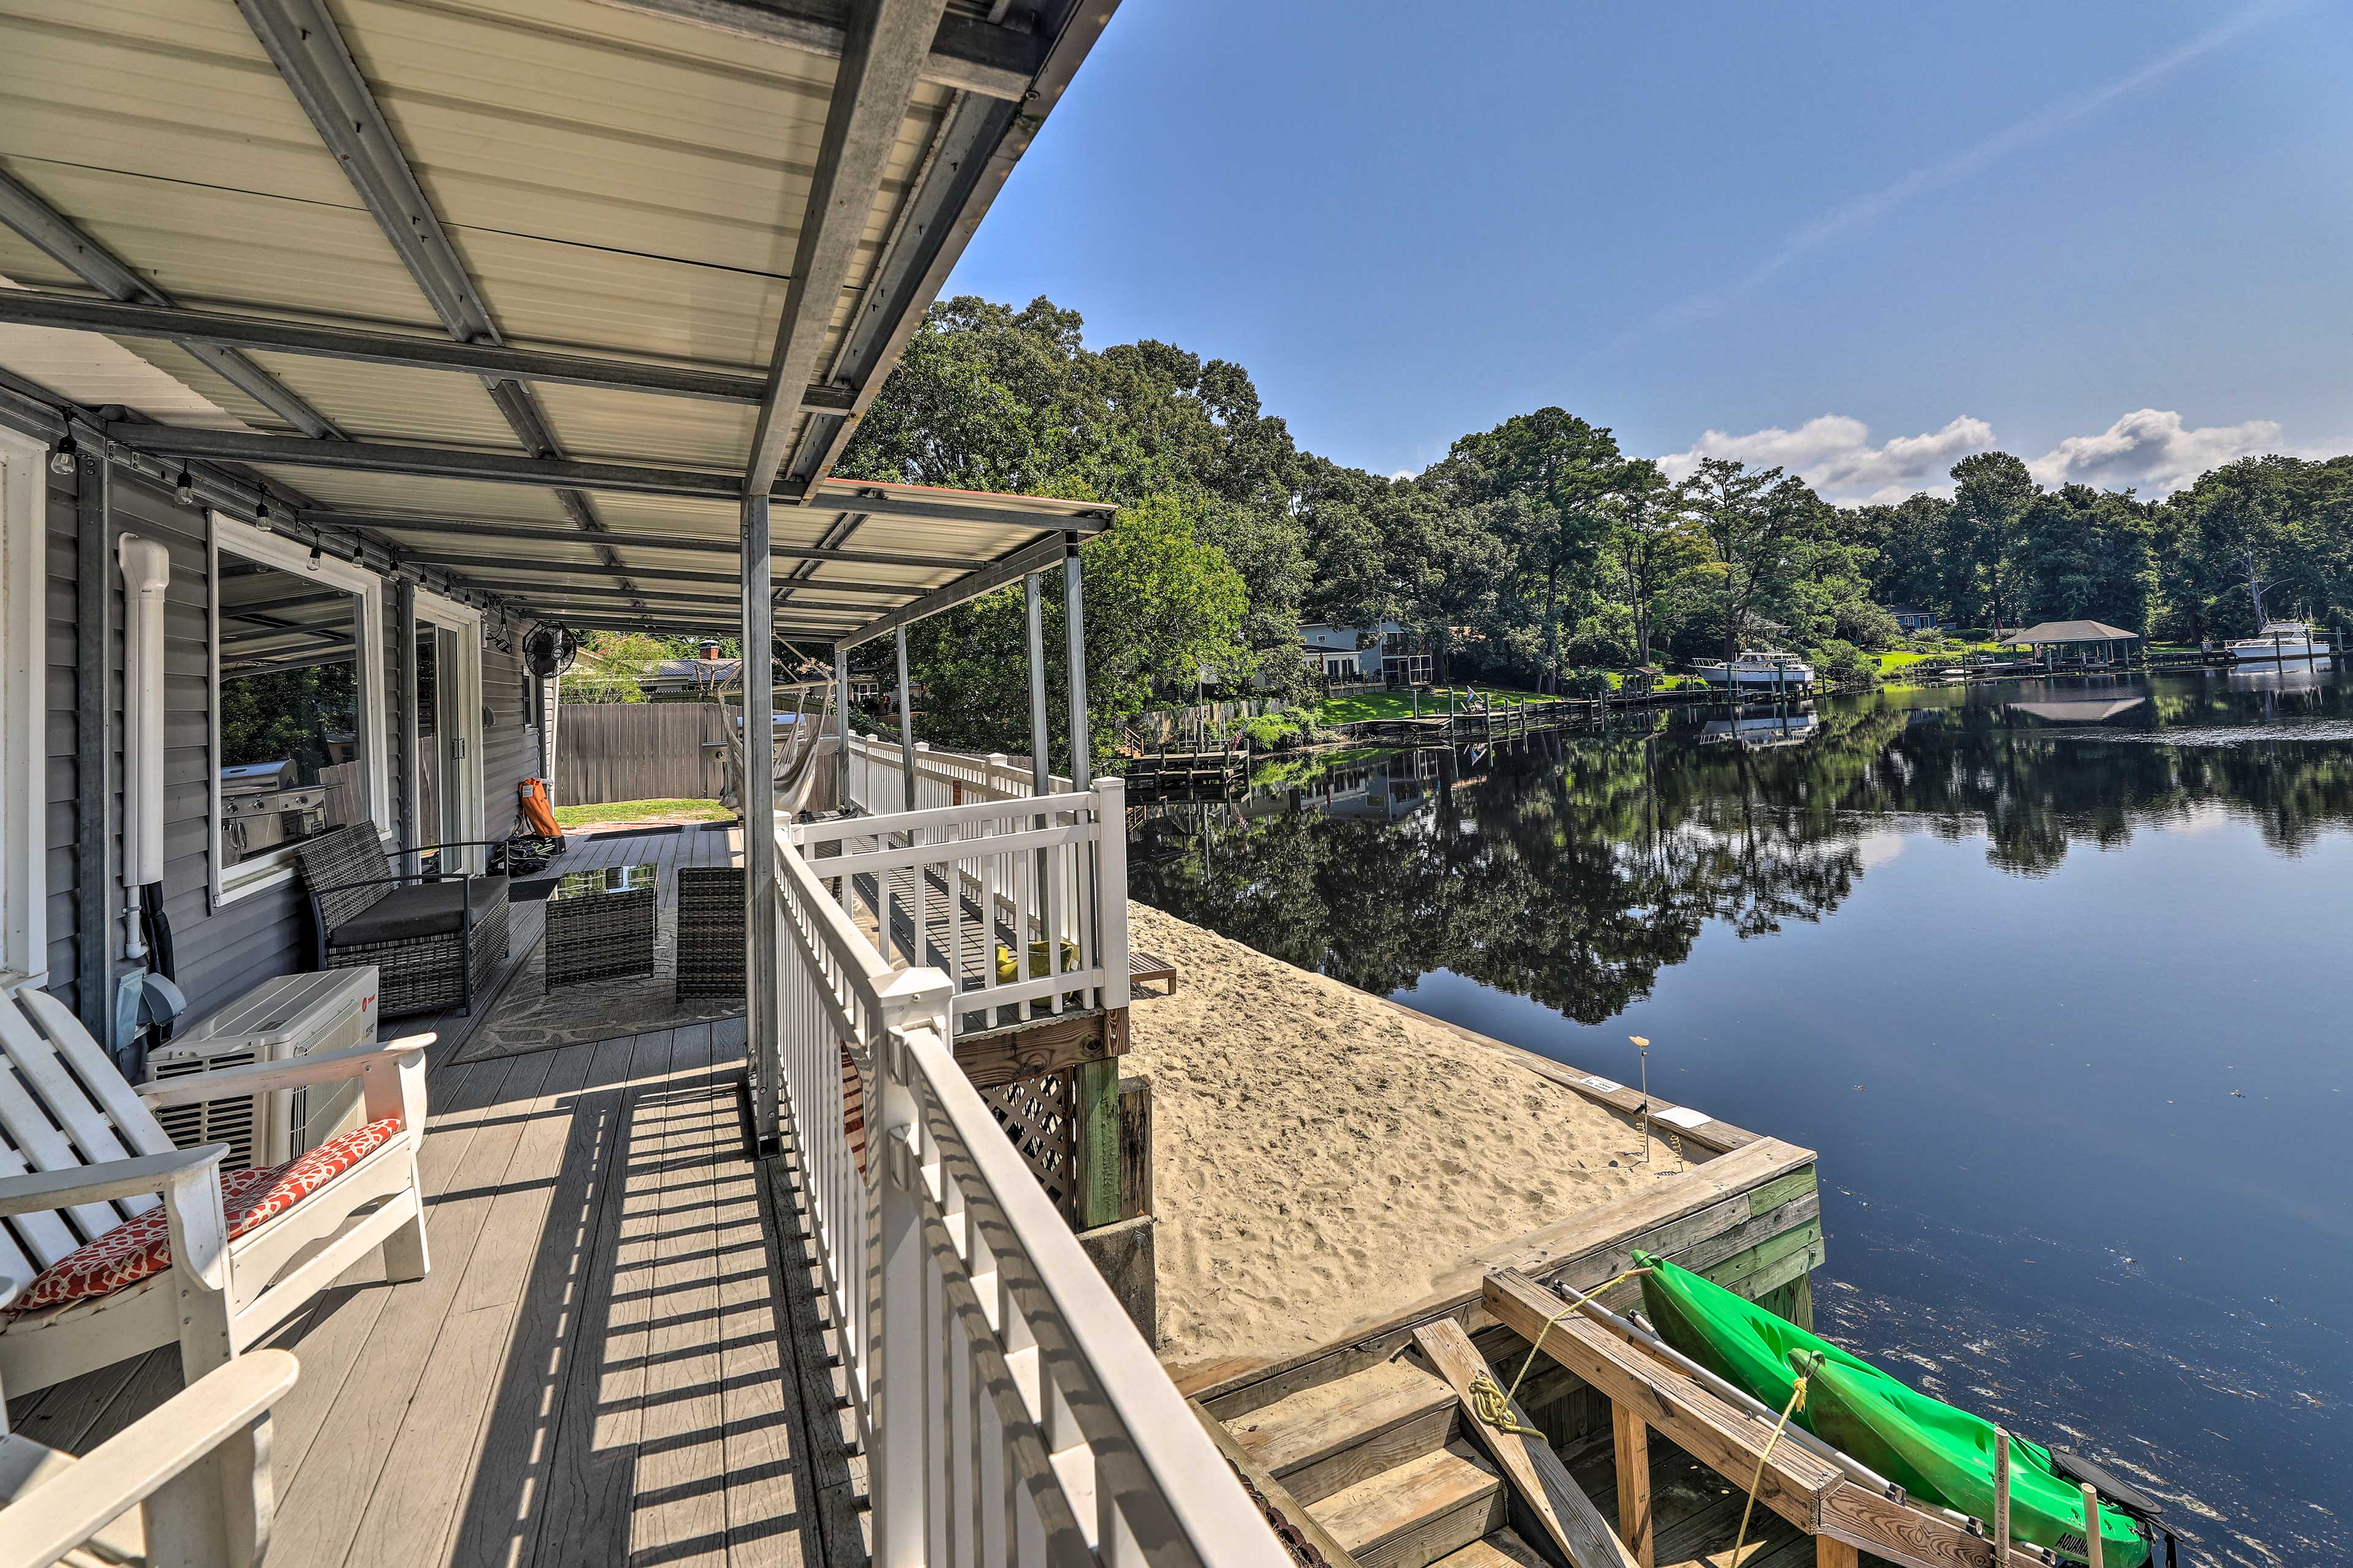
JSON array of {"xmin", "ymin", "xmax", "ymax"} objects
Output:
[{"xmin": 148, "ymin": 968, "xmax": 379, "ymax": 1168}]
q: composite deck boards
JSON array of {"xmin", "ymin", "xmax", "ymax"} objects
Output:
[{"xmin": 3, "ymin": 826, "xmax": 846, "ymax": 1568}]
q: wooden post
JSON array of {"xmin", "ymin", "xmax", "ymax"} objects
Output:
[
  {"xmin": 1612, "ymin": 1401, "xmax": 1653, "ymax": 1568},
  {"xmin": 1815, "ymin": 1537, "xmax": 1859, "ymax": 1568},
  {"xmin": 1073, "ymin": 1059, "xmax": 1121, "ymax": 1229},
  {"xmin": 1992, "ymin": 1428, "xmax": 2012, "ymax": 1567},
  {"xmin": 2081, "ymin": 1483, "xmax": 2104, "ymax": 1568}
]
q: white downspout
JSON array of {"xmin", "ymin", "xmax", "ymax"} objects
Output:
[{"xmin": 117, "ymin": 535, "xmax": 170, "ymax": 961}]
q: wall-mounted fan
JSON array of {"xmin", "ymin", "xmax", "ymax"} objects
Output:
[{"xmin": 523, "ymin": 621, "xmax": 579, "ymax": 679}]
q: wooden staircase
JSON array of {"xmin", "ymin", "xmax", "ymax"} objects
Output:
[{"xmin": 1220, "ymin": 1357, "xmax": 1543, "ymax": 1568}]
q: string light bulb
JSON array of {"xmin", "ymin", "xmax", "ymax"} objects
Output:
[
  {"xmin": 174, "ymin": 468, "xmax": 195, "ymax": 506},
  {"xmin": 308, "ymin": 542, "xmax": 323, "ymax": 570},
  {"xmin": 48, "ymin": 435, "xmax": 76, "ymax": 476},
  {"xmin": 253, "ymin": 489, "xmax": 272, "ymax": 530}
]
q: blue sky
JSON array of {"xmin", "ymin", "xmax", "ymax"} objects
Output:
[{"xmin": 945, "ymin": 0, "xmax": 2353, "ymax": 502}]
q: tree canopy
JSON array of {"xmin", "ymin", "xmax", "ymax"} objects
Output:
[{"xmin": 798, "ymin": 292, "xmax": 2353, "ymax": 754}]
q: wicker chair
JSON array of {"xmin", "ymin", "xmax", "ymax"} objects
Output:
[{"xmin": 294, "ymin": 825, "xmax": 511, "ymax": 1018}]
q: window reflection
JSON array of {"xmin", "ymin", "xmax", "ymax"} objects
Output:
[{"xmin": 218, "ymin": 549, "xmax": 367, "ymax": 867}]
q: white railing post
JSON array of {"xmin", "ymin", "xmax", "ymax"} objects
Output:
[
  {"xmin": 875, "ymin": 1028, "xmax": 928, "ymax": 1568},
  {"xmin": 1096, "ymin": 776, "xmax": 1129, "ymax": 1010}
]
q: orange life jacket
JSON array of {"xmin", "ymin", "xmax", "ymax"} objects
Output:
[{"xmin": 518, "ymin": 777, "xmax": 562, "ymax": 838}]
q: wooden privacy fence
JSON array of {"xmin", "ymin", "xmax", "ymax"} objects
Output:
[{"xmin": 556, "ymin": 702, "xmax": 729, "ymax": 805}]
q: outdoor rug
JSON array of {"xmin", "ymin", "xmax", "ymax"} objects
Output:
[{"xmin": 450, "ymin": 899, "xmax": 743, "ymax": 1064}]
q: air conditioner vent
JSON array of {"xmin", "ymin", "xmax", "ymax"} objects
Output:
[{"xmin": 153, "ymin": 1048, "xmax": 260, "ymax": 1167}]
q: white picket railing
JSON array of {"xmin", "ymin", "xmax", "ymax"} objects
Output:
[
  {"xmin": 769, "ymin": 810, "xmax": 1284, "ymax": 1568},
  {"xmin": 790, "ymin": 782, "xmax": 1127, "ymax": 1029},
  {"xmin": 843, "ymin": 732, "xmax": 1070, "ymax": 814}
]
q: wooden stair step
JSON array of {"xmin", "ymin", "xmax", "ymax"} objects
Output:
[
  {"xmin": 1308, "ymin": 1442, "xmax": 1506, "ymax": 1568},
  {"xmin": 1225, "ymin": 1358, "xmax": 1460, "ymax": 1504},
  {"xmin": 1430, "ymin": 1529, "xmax": 1552, "ymax": 1568}
]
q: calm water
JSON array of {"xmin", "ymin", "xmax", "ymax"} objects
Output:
[{"xmin": 1131, "ymin": 669, "xmax": 2352, "ymax": 1567}]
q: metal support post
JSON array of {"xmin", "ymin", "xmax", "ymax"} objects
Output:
[
  {"xmin": 1025, "ymin": 570, "xmax": 1049, "ymax": 797},
  {"xmin": 1063, "ymin": 539, "xmax": 1089, "ymax": 791},
  {"xmin": 894, "ymin": 624, "xmax": 916, "ymax": 812},
  {"xmin": 394, "ymin": 580, "xmax": 419, "ymax": 873},
  {"xmin": 741, "ymin": 496, "xmax": 781, "ymax": 1155},
  {"xmin": 833, "ymin": 642, "xmax": 853, "ymax": 813}
]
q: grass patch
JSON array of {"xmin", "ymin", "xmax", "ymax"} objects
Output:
[
  {"xmin": 1308, "ymin": 686, "xmax": 1555, "ymax": 724},
  {"xmin": 552, "ymin": 797, "xmax": 732, "ymax": 828}
]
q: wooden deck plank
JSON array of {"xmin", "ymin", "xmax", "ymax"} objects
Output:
[
  {"xmin": 265, "ymin": 1048, "xmax": 567, "ymax": 1568},
  {"xmin": 337, "ymin": 1040, "xmax": 605, "ymax": 1568},
  {"xmin": 534, "ymin": 1030, "xmax": 678, "ymax": 1567},
  {"xmin": 444, "ymin": 1031, "xmax": 645, "ymax": 1568},
  {"xmin": 224, "ymin": 1053, "xmax": 518, "ymax": 1490},
  {"xmin": 627, "ymin": 1025, "xmax": 732, "ymax": 1567},
  {"xmin": 720, "ymin": 1029, "xmax": 823, "ymax": 1568}
]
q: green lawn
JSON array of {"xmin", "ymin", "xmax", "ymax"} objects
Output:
[
  {"xmin": 1308, "ymin": 686, "xmax": 1554, "ymax": 723},
  {"xmin": 1876, "ymin": 641, "xmax": 2009, "ymax": 674},
  {"xmin": 552, "ymin": 797, "xmax": 732, "ymax": 828}
]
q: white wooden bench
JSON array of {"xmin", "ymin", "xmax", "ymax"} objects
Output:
[
  {"xmin": 0, "ymin": 977, "xmax": 428, "ymax": 1403},
  {"xmin": 0, "ymin": 1347, "xmax": 297, "ymax": 1568}
]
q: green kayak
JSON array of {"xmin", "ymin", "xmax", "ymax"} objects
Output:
[{"xmin": 1631, "ymin": 1252, "xmax": 2147, "ymax": 1567}]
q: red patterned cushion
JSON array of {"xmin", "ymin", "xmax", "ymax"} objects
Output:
[{"xmin": 6, "ymin": 1118, "xmax": 403, "ymax": 1315}]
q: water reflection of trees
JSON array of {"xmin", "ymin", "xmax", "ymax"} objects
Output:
[{"xmin": 1131, "ymin": 675, "xmax": 2353, "ymax": 1020}]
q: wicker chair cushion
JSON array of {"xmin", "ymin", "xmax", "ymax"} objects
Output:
[
  {"xmin": 5, "ymin": 1118, "xmax": 403, "ymax": 1314},
  {"xmin": 294, "ymin": 825, "xmax": 396, "ymax": 930},
  {"xmin": 326, "ymin": 875, "xmax": 509, "ymax": 947}
]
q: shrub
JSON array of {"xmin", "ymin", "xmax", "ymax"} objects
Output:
[{"xmin": 1811, "ymin": 639, "xmax": 1879, "ymax": 687}]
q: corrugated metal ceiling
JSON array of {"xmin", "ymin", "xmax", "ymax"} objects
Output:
[{"xmin": 0, "ymin": 0, "xmax": 1120, "ymax": 640}]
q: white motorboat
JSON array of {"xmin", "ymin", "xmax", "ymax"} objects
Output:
[
  {"xmin": 1692, "ymin": 650, "xmax": 1815, "ymax": 690},
  {"xmin": 2227, "ymin": 621, "xmax": 2333, "ymax": 664},
  {"xmin": 1701, "ymin": 706, "xmax": 1819, "ymax": 749}
]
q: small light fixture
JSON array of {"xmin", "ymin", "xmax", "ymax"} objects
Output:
[
  {"xmin": 308, "ymin": 542, "xmax": 323, "ymax": 570},
  {"xmin": 253, "ymin": 489, "xmax": 272, "ymax": 529},
  {"xmin": 174, "ymin": 467, "xmax": 195, "ymax": 506},
  {"xmin": 48, "ymin": 434, "xmax": 77, "ymax": 476}
]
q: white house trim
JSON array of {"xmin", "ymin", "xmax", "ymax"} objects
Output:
[
  {"xmin": 412, "ymin": 587, "xmax": 488, "ymax": 873},
  {"xmin": 208, "ymin": 511, "xmax": 391, "ymax": 904},
  {"xmin": 0, "ymin": 426, "xmax": 47, "ymax": 985}
]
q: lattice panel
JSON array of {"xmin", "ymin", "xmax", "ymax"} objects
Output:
[{"xmin": 988, "ymin": 1072, "xmax": 1077, "ymax": 1222}]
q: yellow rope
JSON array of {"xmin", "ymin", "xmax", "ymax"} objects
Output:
[
  {"xmin": 1729, "ymin": 1352, "xmax": 1818, "ymax": 1567},
  {"xmin": 1466, "ymin": 1269, "xmax": 1650, "ymax": 1439}
]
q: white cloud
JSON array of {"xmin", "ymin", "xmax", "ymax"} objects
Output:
[
  {"xmin": 1656, "ymin": 415, "xmax": 1996, "ymax": 504},
  {"xmin": 2026, "ymin": 408, "xmax": 2281, "ymax": 495}
]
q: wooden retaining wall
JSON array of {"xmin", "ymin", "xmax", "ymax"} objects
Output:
[{"xmin": 1184, "ymin": 1002, "xmax": 1824, "ymax": 1418}]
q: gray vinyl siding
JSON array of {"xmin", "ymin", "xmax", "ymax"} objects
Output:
[
  {"xmin": 30, "ymin": 452, "xmax": 543, "ymax": 1028},
  {"xmin": 482, "ymin": 637, "xmax": 540, "ymax": 836}
]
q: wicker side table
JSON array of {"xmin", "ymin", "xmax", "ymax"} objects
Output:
[
  {"xmin": 675, "ymin": 866, "xmax": 746, "ymax": 1001},
  {"xmin": 545, "ymin": 862, "xmax": 660, "ymax": 990}
]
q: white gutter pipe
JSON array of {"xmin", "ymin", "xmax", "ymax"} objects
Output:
[{"xmin": 116, "ymin": 536, "xmax": 171, "ymax": 960}]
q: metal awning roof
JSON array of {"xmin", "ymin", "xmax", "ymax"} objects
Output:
[{"xmin": 0, "ymin": 0, "xmax": 1119, "ymax": 645}]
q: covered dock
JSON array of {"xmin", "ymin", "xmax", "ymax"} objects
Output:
[{"xmin": 1998, "ymin": 620, "xmax": 2144, "ymax": 669}]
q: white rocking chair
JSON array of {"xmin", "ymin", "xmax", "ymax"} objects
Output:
[
  {"xmin": 0, "ymin": 1347, "xmax": 298, "ymax": 1568},
  {"xmin": 0, "ymin": 975, "xmax": 429, "ymax": 1404}
]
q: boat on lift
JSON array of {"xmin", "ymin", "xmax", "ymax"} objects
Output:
[
  {"xmin": 1691, "ymin": 650, "xmax": 1815, "ymax": 691},
  {"xmin": 2227, "ymin": 621, "xmax": 2333, "ymax": 664}
]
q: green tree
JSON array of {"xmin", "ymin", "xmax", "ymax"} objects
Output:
[
  {"xmin": 1428, "ymin": 409, "xmax": 1624, "ymax": 690},
  {"xmin": 1947, "ymin": 452, "xmax": 2038, "ymax": 630},
  {"xmin": 1601, "ymin": 460, "xmax": 1703, "ymax": 667},
  {"xmin": 1686, "ymin": 458, "xmax": 1825, "ymax": 662},
  {"xmin": 563, "ymin": 631, "xmax": 665, "ymax": 703}
]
